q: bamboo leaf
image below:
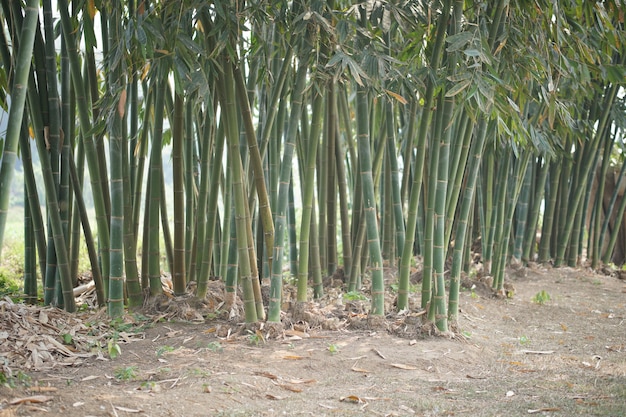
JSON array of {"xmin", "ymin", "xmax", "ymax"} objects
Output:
[
  {"xmin": 385, "ymin": 89, "xmax": 408, "ymax": 105},
  {"xmin": 86, "ymin": 0, "xmax": 96, "ymax": 19},
  {"xmin": 446, "ymin": 31, "xmax": 474, "ymax": 52},
  {"xmin": 83, "ymin": 12, "xmax": 98, "ymax": 49},
  {"xmin": 117, "ymin": 89, "xmax": 127, "ymax": 118},
  {"xmin": 326, "ymin": 51, "xmax": 346, "ymax": 69},
  {"xmin": 445, "ymin": 79, "xmax": 471, "ymax": 97},
  {"xmin": 347, "ymin": 58, "xmax": 365, "ymax": 86},
  {"xmin": 390, "ymin": 363, "xmax": 417, "ymax": 370}
]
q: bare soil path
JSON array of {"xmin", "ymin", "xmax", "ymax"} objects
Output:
[{"xmin": 1, "ymin": 266, "xmax": 625, "ymax": 416}]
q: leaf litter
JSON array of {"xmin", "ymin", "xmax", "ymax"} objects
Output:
[{"xmin": 1, "ymin": 266, "xmax": 626, "ymax": 416}]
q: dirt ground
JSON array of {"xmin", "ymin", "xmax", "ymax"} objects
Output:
[{"xmin": 1, "ymin": 264, "xmax": 626, "ymax": 417}]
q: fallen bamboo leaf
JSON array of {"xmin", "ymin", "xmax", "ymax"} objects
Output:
[
  {"xmin": 372, "ymin": 348, "xmax": 386, "ymax": 359},
  {"xmin": 285, "ymin": 330, "xmax": 310, "ymax": 338},
  {"xmin": 466, "ymin": 374, "xmax": 487, "ymax": 379},
  {"xmin": 254, "ymin": 371, "xmax": 278, "ymax": 380},
  {"xmin": 340, "ymin": 395, "xmax": 366, "ymax": 404},
  {"xmin": 9, "ymin": 395, "xmax": 54, "ymax": 405},
  {"xmin": 521, "ymin": 350, "xmax": 555, "ymax": 355},
  {"xmin": 255, "ymin": 330, "xmax": 265, "ymax": 343},
  {"xmin": 390, "ymin": 363, "xmax": 417, "ymax": 370},
  {"xmin": 283, "ymin": 355, "xmax": 305, "ymax": 360},
  {"xmin": 277, "ymin": 384, "xmax": 302, "ymax": 393},
  {"xmin": 28, "ymin": 386, "xmax": 58, "ymax": 392},
  {"xmin": 351, "ymin": 366, "xmax": 369, "ymax": 373},
  {"xmin": 348, "ymin": 355, "xmax": 368, "ymax": 360},
  {"xmin": 286, "ymin": 378, "xmax": 316, "ymax": 384},
  {"xmin": 114, "ymin": 405, "xmax": 142, "ymax": 413},
  {"xmin": 266, "ymin": 394, "xmax": 284, "ymax": 400},
  {"xmin": 528, "ymin": 408, "xmax": 560, "ymax": 414}
]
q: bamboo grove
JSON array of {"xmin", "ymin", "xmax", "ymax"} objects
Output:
[{"xmin": 0, "ymin": 1, "xmax": 625, "ymax": 333}]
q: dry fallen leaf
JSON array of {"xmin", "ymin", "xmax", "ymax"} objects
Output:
[
  {"xmin": 285, "ymin": 330, "xmax": 310, "ymax": 338},
  {"xmin": 266, "ymin": 394, "xmax": 285, "ymax": 400},
  {"xmin": 351, "ymin": 366, "xmax": 369, "ymax": 373},
  {"xmin": 277, "ymin": 384, "xmax": 302, "ymax": 393},
  {"xmin": 114, "ymin": 405, "xmax": 142, "ymax": 413},
  {"xmin": 528, "ymin": 408, "xmax": 560, "ymax": 414},
  {"xmin": 521, "ymin": 350, "xmax": 555, "ymax": 355},
  {"xmin": 9, "ymin": 395, "xmax": 54, "ymax": 405},
  {"xmin": 286, "ymin": 378, "xmax": 316, "ymax": 384},
  {"xmin": 390, "ymin": 363, "xmax": 417, "ymax": 370},
  {"xmin": 283, "ymin": 355, "xmax": 305, "ymax": 360},
  {"xmin": 372, "ymin": 348, "xmax": 387, "ymax": 359},
  {"xmin": 254, "ymin": 371, "xmax": 278, "ymax": 380},
  {"xmin": 340, "ymin": 395, "xmax": 366, "ymax": 404},
  {"xmin": 28, "ymin": 386, "xmax": 57, "ymax": 393}
]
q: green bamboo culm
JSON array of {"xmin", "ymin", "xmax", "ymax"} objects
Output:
[
  {"xmin": 28, "ymin": 73, "xmax": 76, "ymax": 312},
  {"xmin": 172, "ymin": 93, "xmax": 186, "ymax": 295},
  {"xmin": 267, "ymin": 60, "xmax": 309, "ymax": 322},
  {"xmin": 297, "ymin": 90, "xmax": 325, "ymax": 302},
  {"xmin": 0, "ymin": 0, "xmax": 40, "ymax": 257},
  {"xmin": 57, "ymin": 0, "xmax": 111, "ymax": 294},
  {"xmin": 397, "ymin": 0, "xmax": 450, "ymax": 311},
  {"xmin": 355, "ymin": 82, "xmax": 385, "ymax": 317},
  {"xmin": 107, "ymin": 2, "xmax": 125, "ymax": 318},
  {"xmin": 147, "ymin": 69, "xmax": 168, "ymax": 297},
  {"xmin": 219, "ymin": 53, "xmax": 258, "ymax": 323}
]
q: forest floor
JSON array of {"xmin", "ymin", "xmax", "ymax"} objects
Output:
[{"xmin": 1, "ymin": 263, "xmax": 626, "ymax": 417}]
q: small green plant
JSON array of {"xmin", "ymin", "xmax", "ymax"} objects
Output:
[
  {"xmin": 343, "ymin": 291, "xmax": 369, "ymax": 302},
  {"xmin": 109, "ymin": 317, "xmax": 133, "ymax": 333},
  {"xmin": 114, "ymin": 366, "xmax": 138, "ymax": 381},
  {"xmin": 61, "ymin": 334, "xmax": 73, "ymax": 345},
  {"xmin": 156, "ymin": 345, "xmax": 175, "ymax": 357},
  {"xmin": 462, "ymin": 331, "xmax": 472, "ymax": 339},
  {"xmin": 531, "ymin": 290, "xmax": 551, "ymax": 305},
  {"xmin": 247, "ymin": 331, "xmax": 263, "ymax": 346},
  {"xmin": 519, "ymin": 335, "xmax": 531, "ymax": 346},
  {"xmin": 206, "ymin": 341, "xmax": 223, "ymax": 353},
  {"xmin": 108, "ymin": 339, "xmax": 122, "ymax": 359},
  {"xmin": 470, "ymin": 289, "xmax": 478, "ymax": 299},
  {"xmin": 204, "ymin": 312, "xmax": 218, "ymax": 320},
  {"xmin": 328, "ymin": 344, "xmax": 339, "ymax": 354},
  {"xmin": 16, "ymin": 371, "xmax": 30, "ymax": 386},
  {"xmin": 188, "ymin": 368, "xmax": 211, "ymax": 378},
  {"xmin": 141, "ymin": 381, "xmax": 157, "ymax": 390},
  {"xmin": 1, "ymin": 370, "xmax": 31, "ymax": 388},
  {"xmin": 0, "ymin": 272, "xmax": 21, "ymax": 300}
]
